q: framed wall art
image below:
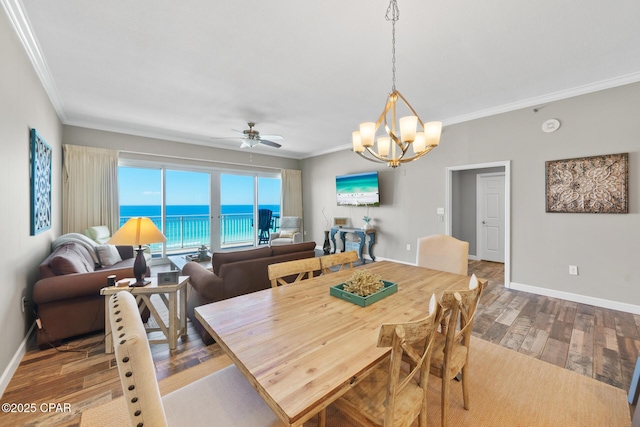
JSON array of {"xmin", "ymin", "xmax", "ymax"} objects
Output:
[
  {"xmin": 30, "ymin": 128, "xmax": 52, "ymax": 235},
  {"xmin": 545, "ymin": 152, "xmax": 628, "ymax": 213}
]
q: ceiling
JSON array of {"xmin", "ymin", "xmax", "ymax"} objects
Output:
[{"xmin": 7, "ymin": 0, "xmax": 640, "ymax": 159}]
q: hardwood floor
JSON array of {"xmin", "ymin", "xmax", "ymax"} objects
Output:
[{"xmin": 1, "ymin": 260, "xmax": 636, "ymax": 426}]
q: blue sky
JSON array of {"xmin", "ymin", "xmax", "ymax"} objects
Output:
[{"xmin": 119, "ymin": 167, "xmax": 281, "ymax": 206}]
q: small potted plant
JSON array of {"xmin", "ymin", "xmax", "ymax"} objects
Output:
[{"xmin": 362, "ymin": 215, "xmax": 372, "ymax": 230}]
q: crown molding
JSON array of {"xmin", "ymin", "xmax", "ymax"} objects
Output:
[{"xmin": 2, "ymin": 0, "xmax": 66, "ymax": 121}]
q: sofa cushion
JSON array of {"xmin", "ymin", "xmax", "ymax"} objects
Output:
[
  {"xmin": 270, "ymin": 241, "xmax": 316, "ymax": 256},
  {"xmin": 212, "ymin": 247, "xmax": 272, "ymax": 275},
  {"xmin": 49, "ymin": 243, "xmax": 95, "ymax": 275},
  {"xmin": 96, "ymin": 244, "xmax": 123, "ymax": 267}
]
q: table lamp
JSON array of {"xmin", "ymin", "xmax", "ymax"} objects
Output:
[{"xmin": 108, "ymin": 217, "xmax": 166, "ymax": 286}]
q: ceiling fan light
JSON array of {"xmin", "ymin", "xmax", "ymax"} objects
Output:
[
  {"xmin": 424, "ymin": 121, "xmax": 443, "ymax": 146},
  {"xmin": 359, "ymin": 122, "xmax": 376, "ymax": 147},
  {"xmin": 352, "ymin": 131, "xmax": 364, "ymax": 153}
]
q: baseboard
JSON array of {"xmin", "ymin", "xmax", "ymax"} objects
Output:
[
  {"xmin": 0, "ymin": 322, "xmax": 35, "ymax": 398},
  {"xmin": 510, "ymin": 282, "xmax": 640, "ymax": 315}
]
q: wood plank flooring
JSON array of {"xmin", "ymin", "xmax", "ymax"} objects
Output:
[{"xmin": 1, "ymin": 260, "xmax": 636, "ymax": 426}]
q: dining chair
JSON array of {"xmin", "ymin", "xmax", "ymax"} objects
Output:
[
  {"xmin": 268, "ymin": 257, "xmax": 321, "ymax": 288},
  {"xmin": 333, "ymin": 294, "xmax": 441, "ymax": 427},
  {"xmin": 319, "ymin": 250, "xmax": 359, "ymax": 274},
  {"xmin": 430, "ymin": 274, "xmax": 484, "ymax": 427},
  {"xmin": 108, "ymin": 291, "xmax": 284, "ymax": 427},
  {"xmin": 415, "ymin": 234, "xmax": 469, "ymax": 275}
]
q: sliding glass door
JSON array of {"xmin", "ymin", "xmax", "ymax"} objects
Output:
[
  {"xmin": 119, "ymin": 164, "xmax": 281, "ymax": 256},
  {"xmin": 218, "ymin": 173, "xmax": 282, "ymax": 248},
  {"xmin": 165, "ymin": 169, "xmax": 210, "ymax": 252}
]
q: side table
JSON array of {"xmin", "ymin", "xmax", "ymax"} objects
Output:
[
  {"xmin": 330, "ymin": 227, "xmax": 377, "ymax": 262},
  {"xmin": 101, "ymin": 276, "xmax": 189, "ymax": 353}
]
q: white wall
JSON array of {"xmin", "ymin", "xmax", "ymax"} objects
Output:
[
  {"xmin": 302, "ymin": 82, "xmax": 639, "ymax": 309},
  {"xmin": 0, "ymin": 12, "xmax": 63, "ymax": 393}
]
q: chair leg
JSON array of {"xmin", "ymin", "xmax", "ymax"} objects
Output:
[
  {"xmin": 461, "ymin": 364, "xmax": 470, "ymax": 410},
  {"xmin": 441, "ymin": 376, "xmax": 449, "ymax": 427}
]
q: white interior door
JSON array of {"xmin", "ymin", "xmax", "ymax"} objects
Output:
[{"xmin": 477, "ymin": 173, "xmax": 505, "ymax": 262}]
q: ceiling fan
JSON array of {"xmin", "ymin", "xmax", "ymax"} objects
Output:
[{"xmin": 214, "ymin": 122, "xmax": 283, "ymax": 148}]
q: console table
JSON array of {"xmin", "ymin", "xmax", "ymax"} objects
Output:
[{"xmin": 330, "ymin": 227, "xmax": 376, "ymax": 263}]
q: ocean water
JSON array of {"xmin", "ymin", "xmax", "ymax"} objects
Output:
[
  {"xmin": 120, "ymin": 205, "xmax": 281, "ymax": 248},
  {"xmin": 120, "ymin": 204, "xmax": 281, "ymax": 217}
]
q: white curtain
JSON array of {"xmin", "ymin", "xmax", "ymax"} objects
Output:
[
  {"xmin": 62, "ymin": 144, "xmax": 119, "ymax": 234},
  {"xmin": 281, "ymin": 169, "xmax": 303, "ymax": 217}
]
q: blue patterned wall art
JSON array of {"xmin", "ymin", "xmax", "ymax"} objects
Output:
[{"xmin": 30, "ymin": 129, "xmax": 52, "ymax": 235}]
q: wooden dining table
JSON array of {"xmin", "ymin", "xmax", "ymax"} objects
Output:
[{"xmin": 195, "ymin": 260, "xmax": 483, "ymax": 427}]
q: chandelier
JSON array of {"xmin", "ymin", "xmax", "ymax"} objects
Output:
[{"xmin": 352, "ymin": 0, "xmax": 442, "ymax": 168}]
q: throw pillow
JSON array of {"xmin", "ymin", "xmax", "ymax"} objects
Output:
[
  {"xmin": 279, "ymin": 230, "xmax": 295, "ymax": 239},
  {"xmin": 97, "ymin": 244, "xmax": 123, "ymax": 267}
]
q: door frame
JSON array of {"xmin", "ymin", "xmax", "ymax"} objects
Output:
[
  {"xmin": 476, "ymin": 172, "xmax": 505, "ymax": 263},
  {"xmin": 445, "ymin": 161, "xmax": 511, "ymax": 289}
]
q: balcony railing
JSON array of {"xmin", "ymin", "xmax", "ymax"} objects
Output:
[{"xmin": 119, "ymin": 212, "xmax": 279, "ymax": 252}]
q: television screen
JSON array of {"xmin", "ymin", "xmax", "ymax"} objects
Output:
[{"xmin": 336, "ymin": 171, "xmax": 380, "ymax": 207}]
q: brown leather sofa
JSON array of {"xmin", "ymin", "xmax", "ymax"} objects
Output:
[
  {"xmin": 183, "ymin": 241, "xmax": 317, "ymax": 344},
  {"xmin": 33, "ymin": 240, "xmax": 145, "ymax": 348}
]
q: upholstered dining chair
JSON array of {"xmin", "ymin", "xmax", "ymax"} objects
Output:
[
  {"xmin": 333, "ymin": 294, "xmax": 441, "ymax": 427},
  {"xmin": 430, "ymin": 274, "xmax": 484, "ymax": 427},
  {"xmin": 416, "ymin": 234, "xmax": 469, "ymax": 275},
  {"xmin": 319, "ymin": 250, "xmax": 359, "ymax": 274},
  {"xmin": 268, "ymin": 257, "xmax": 321, "ymax": 288},
  {"xmin": 108, "ymin": 291, "xmax": 284, "ymax": 427}
]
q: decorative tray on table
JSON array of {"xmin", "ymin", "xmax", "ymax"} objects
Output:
[
  {"xmin": 330, "ymin": 280, "xmax": 397, "ymax": 307},
  {"xmin": 186, "ymin": 254, "xmax": 211, "ymax": 262}
]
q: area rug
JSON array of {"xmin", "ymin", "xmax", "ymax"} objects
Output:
[{"xmin": 81, "ymin": 338, "xmax": 630, "ymax": 427}]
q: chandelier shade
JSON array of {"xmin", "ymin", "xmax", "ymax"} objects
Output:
[{"xmin": 352, "ymin": 0, "xmax": 442, "ymax": 168}]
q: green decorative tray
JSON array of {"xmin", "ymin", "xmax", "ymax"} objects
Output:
[{"xmin": 330, "ymin": 280, "xmax": 398, "ymax": 307}]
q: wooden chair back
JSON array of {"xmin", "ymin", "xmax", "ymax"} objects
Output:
[
  {"xmin": 268, "ymin": 257, "xmax": 321, "ymax": 288},
  {"xmin": 430, "ymin": 274, "xmax": 485, "ymax": 427},
  {"xmin": 416, "ymin": 234, "xmax": 469, "ymax": 275},
  {"xmin": 334, "ymin": 294, "xmax": 441, "ymax": 427},
  {"xmin": 319, "ymin": 251, "xmax": 358, "ymax": 274}
]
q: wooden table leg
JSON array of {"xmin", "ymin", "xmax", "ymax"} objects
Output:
[
  {"xmin": 104, "ymin": 294, "xmax": 113, "ymax": 353},
  {"xmin": 169, "ymin": 291, "xmax": 177, "ymax": 350}
]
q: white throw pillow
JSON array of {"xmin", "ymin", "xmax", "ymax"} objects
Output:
[{"xmin": 97, "ymin": 244, "xmax": 122, "ymax": 267}]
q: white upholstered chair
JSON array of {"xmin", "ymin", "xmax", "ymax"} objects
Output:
[
  {"xmin": 269, "ymin": 216, "xmax": 302, "ymax": 246},
  {"xmin": 415, "ymin": 234, "xmax": 469, "ymax": 275},
  {"xmin": 108, "ymin": 291, "xmax": 284, "ymax": 427}
]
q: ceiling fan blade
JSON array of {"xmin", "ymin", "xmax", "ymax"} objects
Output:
[
  {"xmin": 231, "ymin": 129, "xmax": 246, "ymax": 135},
  {"xmin": 259, "ymin": 134, "xmax": 283, "ymax": 140},
  {"xmin": 259, "ymin": 139, "xmax": 282, "ymax": 148}
]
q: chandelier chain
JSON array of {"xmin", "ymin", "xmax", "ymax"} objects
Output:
[{"xmin": 386, "ymin": 0, "xmax": 399, "ymax": 92}]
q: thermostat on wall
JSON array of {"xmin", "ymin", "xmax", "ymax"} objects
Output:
[{"xmin": 542, "ymin": 119, "xmax": 561, "ymax": 133}]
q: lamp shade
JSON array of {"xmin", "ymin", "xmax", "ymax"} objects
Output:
[
  {"xmin": 108, "ymin": 217, "xmax": 166, "ymax": 246},
  {"xmin": 352, "ymin": 131, "xmax": 364, "ymax": 153}
]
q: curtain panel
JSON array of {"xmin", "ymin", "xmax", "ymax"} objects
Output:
[
  {"xmin": 281, "ymin": 169, "xmax": 302, "ymax": 217},
  {"xmin": 62, "ymin": 144, "xmax": 119, "ymax": 234}
]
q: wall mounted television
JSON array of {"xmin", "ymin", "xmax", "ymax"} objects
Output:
[{"xmin": 336, "ymin": 171, "xmax": 380, "ymax": 207}]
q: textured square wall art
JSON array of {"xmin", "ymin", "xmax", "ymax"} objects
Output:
[
  {"xmin": 30, "ymin": 129, "xmax": 52, "ymax": 234},
  {"xmin": 545, "ymin": 153, "xmax": 628, "ymax": 213}
]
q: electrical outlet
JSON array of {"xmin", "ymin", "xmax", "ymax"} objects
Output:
[
  {"xmin": 21, "ymin": 296, "xmax": 26, "ymax": 313},
  {"xmin": 569, "ymin": 265, "xmax": 578, "ymax": 276},
  {"xmin": 406, "ymin": 244, "xmax": 411, "ymax": 251}
]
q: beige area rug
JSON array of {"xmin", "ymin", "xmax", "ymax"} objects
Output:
[{"xmin": 81, "ymin": 338, "xmax": 630, "ymax": 427}]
